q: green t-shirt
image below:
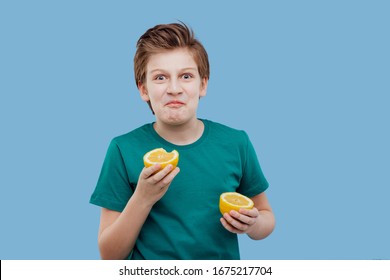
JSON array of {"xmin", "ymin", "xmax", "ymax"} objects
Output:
[{"xmin": 90, "ymin": 119, "xmax": 269, "ymax": 259}]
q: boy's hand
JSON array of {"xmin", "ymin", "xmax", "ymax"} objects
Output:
[
  {"xmin": 134, "ymin": 164, "xmax": 180, "ymax": 208},
  {"xmin": 220, "ymin": 208, "xmax": 259, "ymax": 234}
]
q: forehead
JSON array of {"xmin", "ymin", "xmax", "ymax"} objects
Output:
[{"xmin": 146, "ymin": 48, "xmax": 198, "ymax": 73}]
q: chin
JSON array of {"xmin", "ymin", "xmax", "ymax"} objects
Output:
[
  {"xmin": 157, "ymin": 111, "xmax": 184, "ymax": 123},
  {"xmin": 162, "ymin": 115, "xmax": 190, "ymax": 126},
  {"xmin": 156, "ymin": 108, "xmax": 196, "ymax": 125},
  {"xmin": 166, "ymin": 117, "xmax": 187, "ymax": 125}
]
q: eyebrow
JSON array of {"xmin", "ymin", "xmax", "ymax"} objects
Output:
[{"xmin": 149, "ymin": 67, "xmax": 198, "ymax": 74}]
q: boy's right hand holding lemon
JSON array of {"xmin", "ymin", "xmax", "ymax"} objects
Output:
[{"xmin": 134, "ymin": 148, "xmax": 180, "ymax": 208}]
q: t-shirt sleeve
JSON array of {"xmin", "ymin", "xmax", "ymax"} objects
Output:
[
  {"xmin": 89, "ymin": 139, "xmax": 133, "ymax": 212},
  {"xmin": 237, "ymin": 132, "xmax": 269, "ymax": 198}
]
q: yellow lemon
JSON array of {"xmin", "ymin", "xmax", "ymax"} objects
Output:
[
  {"xmin": 143, "ymin": 148, "xmax": 179, "ymax": 170},
  {"xmin": 219, "ymin": 192, "xmax": 254, "ymax": 215}
]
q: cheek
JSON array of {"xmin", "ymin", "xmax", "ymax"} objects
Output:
[
  {"xmin": 147, "ymin": 85, "xmax": 165, "ymax": 99},
  {"xmin": 183, "ymin": 84, "xmax": 201, "ymax": 96}
]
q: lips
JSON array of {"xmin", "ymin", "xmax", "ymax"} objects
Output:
[{"xmin": 166, "ymin": 100, "xmax": 185, "ymax": 107}]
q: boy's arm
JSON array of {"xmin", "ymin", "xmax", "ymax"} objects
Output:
[
  {"xmin": 220, "ymin": 192, "xmax": 275, "ymax": 240},
  {"xmin": 97, "ymin": 164, "xmax": 180, "ymax": 259},
  {"xmin": 246, "ymin": 192, "xmax": 275, "ymax": 240}
]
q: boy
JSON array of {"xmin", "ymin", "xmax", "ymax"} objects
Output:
[{"xmin": 90, "ymin": 22, "xmax": 275, "ymax": 260}]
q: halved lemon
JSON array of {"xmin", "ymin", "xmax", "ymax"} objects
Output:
[
  {"xmin": 219, "ymin": 192, "xmax": 254, "ymax": 215},
  {"xmin": 143, "ymin": 148, "xmax": 179, "ymax": 170}
]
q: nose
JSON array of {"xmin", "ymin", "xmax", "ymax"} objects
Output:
[{"xmin": 167, "ymin": 78, "xmax": 182, "ymax": 95}]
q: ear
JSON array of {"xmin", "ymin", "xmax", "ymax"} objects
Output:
[
  {"xmin": 138, "ymin": 81, "xmax": 150, "ymax": 102},
  {"xmin": 199, "ymin": 78, "xmax": 208, "ymax": 97}
]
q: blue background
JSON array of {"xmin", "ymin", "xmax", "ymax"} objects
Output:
[{"xmin": 1, "ymin": 0, "xmax": 389, "ymax": 260}]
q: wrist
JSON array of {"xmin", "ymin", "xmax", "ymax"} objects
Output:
[
  {"xmin": 130, "ymin": 190, "xmax": 155, "ymax": 211},
  {"xmin": 246, "ymin": 214, "xmax": 262, "ymax": 238},
  {"xmin": 247, "ymin": 210, "xmax": 275, "ymax": 240}
]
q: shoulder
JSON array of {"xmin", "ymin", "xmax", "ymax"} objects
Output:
[
  {"xmin": 103, "ymin": 123, "xmax": 154, "ymax": 165},
  {"xmin": 111, "ymin": 123, "xmax": 152, "ymax": 146},
  {"xmin": 204, "ymin": 119, "xmax": 249, "ymax": 143}
]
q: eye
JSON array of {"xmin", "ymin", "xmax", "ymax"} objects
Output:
[
  {"xmin": 154, "ymin": 75, "xmax": 166, "ymax": 81},
  {"xmin": 182, "ymin": 73, "xmax": 193, "ymax": 80}
]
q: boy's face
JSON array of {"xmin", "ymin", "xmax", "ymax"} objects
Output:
[{"xmin": 139, "ymin": 48, "xmax": 208, "ymax": 126}]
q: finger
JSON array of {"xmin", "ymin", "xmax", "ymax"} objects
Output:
[
  {"xmin": 150, "ymin": 164, "xmax": 174, "ymax": 183},
  {"xmin": 223, "ymin": 213, "xmax": 250, "ymax": 232},
  {"xmin": 220, "ymin": 217, "xmax": 244, "ymax": 234},
  {"xmin": 231, "ymin": 210, "xmax": 256, "ymax": 225},
  {"xmin": 142, "ymin": 164, "xmax": 162, "ymax": 179},
  {"xmin": 239, "ymin": 208, "xmax": 259, "ymax": 218},
  {"xmin": 156, "ymin": 167, "xmax": 180, "ymax": 189},
  {"xmin": 159, "ymin": 167, "xmax": 180, "ymax": 186}
]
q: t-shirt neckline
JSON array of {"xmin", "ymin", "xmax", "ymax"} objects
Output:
[{"xmin": 148, "ymin": 119, "xmax": 209, "ymax": 150}]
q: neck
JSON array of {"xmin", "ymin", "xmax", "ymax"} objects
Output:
[{"xmin": 154, "ymin": 118, "xmax": 204, "ymax": 145}]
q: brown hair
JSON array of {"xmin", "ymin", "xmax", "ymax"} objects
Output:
[{"xmin": 134, "ymin": 22, "xmax": 210, "ymax": 87}]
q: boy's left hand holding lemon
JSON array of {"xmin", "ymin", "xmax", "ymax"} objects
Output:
[
  {"xmin": 219, "ymin": 192, "xmax": 260, "ymax": 235},
  {"xmin": 220, "ymin": 207, "xmax": 260, "ymax": 235}
]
